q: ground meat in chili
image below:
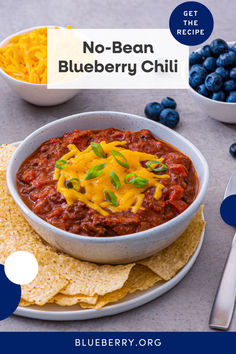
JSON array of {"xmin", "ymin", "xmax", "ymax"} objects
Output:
[{"xmin": 16, "ymin": 128, "xmax": 198, "ymax": 237}]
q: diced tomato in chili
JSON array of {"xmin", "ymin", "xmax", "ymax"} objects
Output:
[
  {"xmin": 169, "ymin": 200, "xmax": 188, "ymax": 213},
  {"xmin": 169, "ymin": 164, "xmax": 188, "ymax": 177},
  {"xmin": 21, "ymin": 169, "xmax": 36, "ymax": 183},
  {"xmin": 168, "ymin": 185, "xmax": 184, "ymax": 201}
]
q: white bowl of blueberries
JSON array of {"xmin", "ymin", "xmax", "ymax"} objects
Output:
[{"xmin": 189, "ymin": 39, "xmax": 236, "ymax": 124}]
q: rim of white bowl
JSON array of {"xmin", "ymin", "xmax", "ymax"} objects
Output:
[
  {"xmin": 0, "ymin": 25, "xmax": 63, "ymax": 87},
  {"xmin": 7, "ymin": 111, "xmax": 209, "ymax": 244},
  {"xmin": 189, "ymin": 41, "xmax": 236, "ymax": 105}
]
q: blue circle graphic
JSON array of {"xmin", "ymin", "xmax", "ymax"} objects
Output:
[
  {"xmin": 220, "ymin": 195, "xmax": 236, "ymax": 227},
  {"xmin": 169, "ymin": 1, "xmax": 214, "ymax": 46},
  {"xmin": 0, "ymin": 264, "xmax": 21, "ymax": 320}
]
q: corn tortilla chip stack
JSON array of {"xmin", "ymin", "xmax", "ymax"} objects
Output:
[
  {"xmin": 139, "ymin": 205, "xmax": 205, "ymax": 280},
  {"xmin": 0, "ymin": 144, "xmax": 205, "ymax": 309},
  {"xmin": 80, "ymin": 265, "xmax": 161, "ymax": 309}
]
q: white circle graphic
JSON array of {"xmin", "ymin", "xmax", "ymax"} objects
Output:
[{"xmin": 4, "ymin": 251, "xmax": 38, "ymax": 285}]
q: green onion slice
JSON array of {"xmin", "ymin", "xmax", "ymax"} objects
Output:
[
  {"xmin": 91, "ymin": 142, "xmax": 107, "ymax": 158},
  {"xmin": 66, "ymin": 178, "xmax": 80, "ymax": 190},
  {"xmin": 85, "ymin": 163, "xmax": 106, "ymax": 180},
  {"xmin": 124, "ymin": 173, "xmax": 149, "ymax": 188},
  {"xmin": 110, "ymin": 171, "xmax": 121, "ymax": 190},
  {"xmin": 132, "ymin": 176, "xmax": 149, "ymax": 187},
  {"xmin": 56, "ymin": 159, "xmax": 68, "ymax": 169},
  {"xmin": 111, "ymin": 150, "xmax": 129, "ymax": 169},
  {"xmin": 124, "ymin": 173, "xmax": 137, "ymax": 184},
  {"xmin": 146, "ymin": 160, "xmax": 168, "ymax": 172},
  {"xmin": 104, "ymin": 189, "xmax": 118, "ymax": 207}
]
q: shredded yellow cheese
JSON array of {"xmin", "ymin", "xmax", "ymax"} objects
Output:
[
  {"xmin": 0, "ymin": 26, "xmax": 71, "ymax": 84},
  {"xmin": 54, "ymin": 141, "xmax": 169, "ymax": 216}
]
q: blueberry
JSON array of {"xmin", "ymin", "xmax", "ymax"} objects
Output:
[
  {"xmin": 223, "ymin": 79, "xmax": 236, "ymax": 91},
  {"xmin": 230, "ymin": 142, "xmax": 236, "ymax": 157},
  {"xmin": 189, "ymin": 65, "xmax": 207, "ymax": 88},
  {"xmin": 159, "ymin": 109, "xmax": 179, "ymax": 129},
  {"xmin": 189, "ymin": 52, "xmax": 202, "ymax": 66},
  {"xmin": 203, "ymin": 57, "xmax": 216, "ymax": 72},
  {"xmin": 205, "ymin": 73, "xmax": 223, "ymax": 92},
  {"xmin": 190, "ymin": 64, "xmax": 203, "ymax": 70},
  {"xmin": 229, "ymin": 50, "xmax": 236, "ymax": 63},
  {"xmin": 210, "ymin": 39, "xmax": 228, "ymax": 56},
  {"xmin": 230, "ymin": 67, "xmax": 236, "ymax": 80},
  {"xmin": 144, "ymin": 102, "xmax": 163, "ymax": 121},
  {"xmin": 230, "ymin": 43, "xmax": 236, "ymax": 54},
  {"xmin": 200, "ymin": 45, "xmax": 212, "ymax": 58},
  {"xmin": 212, "ymin": 90, "xmax": 225, "ymax": 101},
  {"xmin": 216, "ymin": 51, "xmax": 236, "ymax": 67},
  {"xmin": 215, "ymin": 67, "xmax": 229, "ymax": 80},
  {"xmin": 161, "ymin": 97, "xmax": 177, "ymax": 109},
  {"xmin": 196, "ymin": 84, "xmax": 209, "ymax": 97},
  {"xmin": 226, "ymin": 91, "xmax": 236, "ymax": 102}
]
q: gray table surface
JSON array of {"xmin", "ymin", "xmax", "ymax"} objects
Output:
[{"xmin": 0, "ymin": 0, "xmax": 236, "ymax": 332}]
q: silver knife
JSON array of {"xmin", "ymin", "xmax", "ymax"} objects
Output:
[{"xmin": 209, "ymin": 170, "xmax": 236, "ymax": 330}]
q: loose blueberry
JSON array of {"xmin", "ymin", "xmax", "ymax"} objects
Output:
[
  {"xmin": 229, "ymin": 67, "xmax": 236, "ymax": 80},
  {"xmin": 230, "ymin": 142, "xmax": 236, "ymax": 158},
  {"xmin": 200, "ymin": 45, "xmax": 212, "ymax": 58},
  {"xmin": 216, "ymin": 51, "xmax": 236, "ymax": 67},
  {"xmin": 203, "ymin": 57, "xmax": 216, "ymax": 72},
  {"xmin": 230, "ymin": 43, "xmax": 236, "ymax": 54},
  {"xmin": 189, "ymin": 65, "xmax": 207, "ymax": 88},
  {"xmin": 205, "ymin": 73, "xmax": 223, "ymax": 92},
  {"xmin": 196, "ymin": 84, "xmax": 209, "ymax": 97},
  {"xmin": 223, "ymin": 79, "xmax": 236, "ymax": 92},
  {"xmin": 210, "ymin": 38, "xmax": 228, "ymax": 56},
  {"xmin": 215, "ymin": 67, "xmax": 229, "ymax": 80},
  {"xmin": 159, "ymin": 109, "xmax": 179, "ymax": 129},
  {"xmin": 189, "ymin": 52, "xmax": 202, "ymax": 66},
  {"xmin": 161, "ymin": 97, "xmax": 177, "ymax": 109},
  {"xmin": 144, "ymin": 102, "xmax": 163, "ymax": 121},
  {"xmin": 212, "ymin": 90, "xmax": 225, "ymax": 101},
  {"xmin": 226, "ymin": 91, "xmax": 236, "ymax": 102}
]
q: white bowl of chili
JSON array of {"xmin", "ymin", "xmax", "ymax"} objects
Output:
[
  {"xmin": 0, "ymin": 26, "xmax": 79, "ymax": 106},
  {"xmin": 7, "ymin": 111, "xmax": 209, "ymax": 264}
]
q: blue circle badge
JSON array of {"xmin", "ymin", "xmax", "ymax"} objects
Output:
[
  {"xmin": 169, "ymin": 1, "xmax": 214, "ymax": 46},
  {"xmin": 220, "ymin": 195, "xmax": 236, "ymax": 227},
  {"xmin": 0, "ymin": 264, "xmax": 21, "ymax": 320}
]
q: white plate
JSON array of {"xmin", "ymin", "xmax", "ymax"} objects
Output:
[{"xmin": 11, "ymin": 141, "xmax": 205, "ymax": 321}]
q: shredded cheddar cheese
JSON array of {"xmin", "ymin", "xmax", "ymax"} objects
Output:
[
  {"xmin": 0, "ymin": 26, "xmax": 71, "ymax": 84},
  {"xmin": 54, "ymin": 141, "xmax": 169, "ymax": 216}
]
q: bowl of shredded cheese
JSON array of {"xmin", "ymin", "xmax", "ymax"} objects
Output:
[{"xmin": 0, "ymin": 26, "xmax": 79, "ymax": 106}]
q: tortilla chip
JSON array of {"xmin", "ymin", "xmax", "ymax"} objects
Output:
[
  {"xmin": 21, "ymin": 264, "xmax": 68, "ymax": 306},
  {"xmin": 0, "ymin": 144, "xmax": 16, "ymax": 171},
  {"xmin": 52, "ymin": 293, "xmax": 98, "ymax": 306},
  {"xmin": 139, "ymin": 206, "xmax": 205, "ymax": 280},
  {"xmin": 80, "ymin": 264, "xmax": 161, "ymax": 309},
  {"xmin": 60, "ymin": 256, "xmax": 135, "ymax": 296},
  {"xmin": 19, "ymin": 299, "xmax": 33, "ymax": 307},
  {"xmin": 0, "ymin": 172, "xmax": 49, "ymax": 257}
]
